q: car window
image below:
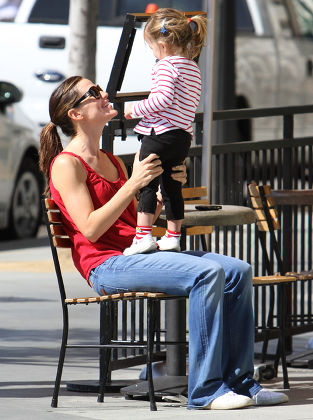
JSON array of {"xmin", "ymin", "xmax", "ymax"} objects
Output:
[
  {"xmin": 0, "ymin": 0, "xmax": 22, "ymax": 21},
  {"xmin": 236, "ymin": 0, "xmax": 254, "ymax": 33},
  {"xmin": 28, "ymin": 0, "xmax": 203, "ymax": 25},
  {"xmin": 289, "ymin": 0, "xmax": 313, "ymax": 37},
  {"xmin": 117, "ymin": 0, "xmax": 203, "ymax": 14},
  {"xmin": 29, "ymin": 0, "xmax": 69, "ymax": 24}
]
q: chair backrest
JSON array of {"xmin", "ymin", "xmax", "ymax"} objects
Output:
[
  {"xmin": 182, "ymin": 186, "xmax": 209, "ymax": 205},
  {"xmin": 248, "ymin": 182, "xmax": 280, "ymax": 232},
  {"xmin": 248, "ymin": 182, "xmax": 285, "ymax": 274},
  {"xmin": 43, "ymin": 198, "xmax": 71, "ymax": 248},
  {"xmin": 42, "ymin": 198, "xmax": 72, "ymax": 302}
]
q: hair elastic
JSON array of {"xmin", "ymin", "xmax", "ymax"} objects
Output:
[
  {"xmin": 188, "ymin": 18, "xmax": 197, "ymax": 32},
  {"xmin": 160, "ymin": 18, "xmax": 167, "ymax": 34}
]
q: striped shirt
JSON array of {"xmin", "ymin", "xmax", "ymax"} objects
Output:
[{"xmin": 132, "ymin": 56, "xmax": 202, "ymax": 136}]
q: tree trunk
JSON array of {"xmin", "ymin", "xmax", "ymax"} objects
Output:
[{"xmin": 68, "ymin": 0, "xmax": 98, "ymax": 81}]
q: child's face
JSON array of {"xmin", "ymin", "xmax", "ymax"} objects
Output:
[{"xmin": 145, "ymin": 35, "xmax": 169, "ymax": 60}]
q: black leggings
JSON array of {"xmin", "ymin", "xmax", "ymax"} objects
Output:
[{"xmin": 138, "ymin": 129, "xmax": 191, "ymax": 220}]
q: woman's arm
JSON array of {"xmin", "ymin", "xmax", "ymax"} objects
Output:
[{"xmin": 51, "ymin": 152, "xmax": 163, "ymax": 242}]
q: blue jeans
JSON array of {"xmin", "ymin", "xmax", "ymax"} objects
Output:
[{"xmin": 89, "ymin": 251, "xmax": 261, "ymax": 409}]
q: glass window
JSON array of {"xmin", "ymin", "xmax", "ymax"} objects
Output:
[
  {"xmin": 236, "ymin": 0, "xmax": 254, "ymax": 33},
  {"xmin": 0, "ymin": 0, "xmax": 22, "ymax": 22},
  {"xmin": 29, "ymin": 0, "xmax": 69, "ymax": 24},
  {"xmin": 27, "ymin": 0, "xmax": 203, "ymax": 26},
  {"xmin": 289, "ymin": 0, "xmax": 313, "ymax": 37},
  {"xmin": 117, "ymin": 0, "xmax": 203, "ymax": 15}
]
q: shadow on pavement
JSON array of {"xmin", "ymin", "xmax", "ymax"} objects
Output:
[{"xmin": 0, "ymin": 226, "xmax": 49, "ymax": 251}]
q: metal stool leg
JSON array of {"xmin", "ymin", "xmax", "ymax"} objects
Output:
[
  {"xmin": 276, "ymin": 284, "xmax": 290, "ymax": 389},
  {"xmin": 147, "ymin": 299, "xmax": 157, "ymax": 411},
  {"xmin": 98, "ymin": 301, "xmax": 113, "ymax": 403}
]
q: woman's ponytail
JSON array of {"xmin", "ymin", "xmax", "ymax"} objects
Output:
[
  {"xmin": 38, "ymin": 75, "xmax": 82, "ymax": 197},
  {"xmin": 39, "ymin": 122, "xmax": 63, "ymax": 196}
]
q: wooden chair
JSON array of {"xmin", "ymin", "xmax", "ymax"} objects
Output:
[
  {"xmin": 152, "ymin": 186, "xmax": 213, "ymax": 251},
  {"xmin": 248, "ymin": 182, "xmax": 301, "ymax": 387},
  {"xmin": 248, "ymin": 182, "xmax": 313, "ymax": 281},
  {"xmin": 42, "ymin": 197, "xmax": 186, "ymax": 411}
]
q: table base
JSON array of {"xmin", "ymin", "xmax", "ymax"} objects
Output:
[
  {"xmin": 66, "ymin": 379, "xmax": 138, "ymax": 393},
  {"xmin": 120, "ymin": 375, "xmax": 188, "ymax": 398}
]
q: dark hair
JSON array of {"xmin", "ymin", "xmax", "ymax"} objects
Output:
[
  {"xmin": 39, "ymin": 75, "xmax": 82, "ymax": 196},
  {"xmin": 144, "ymin": 8, "xmax": 207, "ymax": 59}
]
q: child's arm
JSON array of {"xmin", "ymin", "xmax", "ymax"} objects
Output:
[
  {"xmin": 124, "ymin": 61, "xmax": 177, "ymax": 120},
  {"xmin": 124, "ymin": 103, "xmax": 134, "ymax": 119}
]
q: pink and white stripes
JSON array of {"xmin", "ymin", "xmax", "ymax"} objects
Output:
[{"xmin": 132, "ymin": 56, "xmax": 202, "ymax": 136}]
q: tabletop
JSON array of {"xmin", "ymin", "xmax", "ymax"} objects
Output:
[
  {"xmin": 271, "ymin": 189, "xmax": 313, "ymax": 206},
  {"xmin": 157, "ymin": 204, "xmax": 256, "ymax": 227}
]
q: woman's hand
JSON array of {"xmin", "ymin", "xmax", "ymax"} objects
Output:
[
  {"xmin": 129, "ymin": 151, "xmax": 163, "ymax": 190},
  {"xmin": 171, "ymin": 161, "xmax": 187, "ymax": 185}
]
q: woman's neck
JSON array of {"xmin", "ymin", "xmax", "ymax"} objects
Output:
[{"xmin": 66, "ymin": 134, "xmax": 101, "ymax": 158}]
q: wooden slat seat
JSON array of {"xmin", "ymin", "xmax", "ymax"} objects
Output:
[
  {"xmin": 64, "ymin": 292, "xmax": 175, "ymax": 304},
  {"xmin": 253, "ymin": 275, "xmax": 297, "ymax": 285}
]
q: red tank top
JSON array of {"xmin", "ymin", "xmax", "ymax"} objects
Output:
[{"xmin": 49, "ymin": 151, "xmax": 136, "ymax": 283}]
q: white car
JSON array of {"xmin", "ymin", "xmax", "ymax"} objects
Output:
[{"xmin": 0, "ymin": 81, "xmax": 44, "ymax": 239}]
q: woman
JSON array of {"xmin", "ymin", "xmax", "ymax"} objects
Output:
[{"xmin": 39, "ymin": 76, "xmax": 288, "ymax": 410}]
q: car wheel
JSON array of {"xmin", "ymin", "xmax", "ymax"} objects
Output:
[{"xmin": 8, "ymin": 158, "xmax": 42, "ymax": 239}]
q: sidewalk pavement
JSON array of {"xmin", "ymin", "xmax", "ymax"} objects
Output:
[{"xmin": 1, "ymin": 229, "xmax": 313, "ymax": 419}]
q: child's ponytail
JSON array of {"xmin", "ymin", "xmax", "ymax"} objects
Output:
[{"xmin": 188, "ymin": 14, "xmax": 208, "ymax": 59}]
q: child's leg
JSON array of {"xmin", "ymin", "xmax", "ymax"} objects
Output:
[
  {"xmin": 156, "ymin": 167, "xmax": 185, "ymax": 251},
  {"xmin": 167, "ymin": 219, "xmax": 182, "ymax": 232},
  {"xmin": 123, "ymin": 135, "xmax": 159, "ymax": 256},
  {"xmin": 123, "ymin": 200, "xmax": 158, "ymax": 256},
  {"xmin": 137, "ymin": 212, "xmax": 154, "ymax": 227},
  {"xmin": 157, "ymin": 219, "xmax": 183, "ymax": 252},
  {"xmin": 135, "ymin": 212, "xmax": 155, "ymax": 242},
  {"xmin": 155, "ymin": 131, "xmax": 190, "ymax": 251}
]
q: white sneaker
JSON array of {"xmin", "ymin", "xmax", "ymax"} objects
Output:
[
  {"xmin": 252, "ymin": 389, "xmax": 289, "ymax": 406},
  {"xmin": 157, "ymin": 235, "xmax": 181, "ymax": 252},
  {"xmin": 205, "ymin": 391, "xmax": 253, "ymax": 410},
  {"xmin": 123, "ymin": 235, "xmax": 157, "ymax": 256}
]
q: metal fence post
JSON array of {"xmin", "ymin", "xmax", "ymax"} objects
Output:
[{"xmin": 282, "ymin": 114, "xmax": 294, "ymax": 272}]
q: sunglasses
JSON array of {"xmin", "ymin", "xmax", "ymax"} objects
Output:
[{"xmin": 73, "ymin": 85, "xmax": 103, "ymax": 108}]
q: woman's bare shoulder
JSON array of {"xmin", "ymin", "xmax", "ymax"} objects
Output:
[
  {"xmin": 53, "ymin": 152, "xmax": 82, "ymax": 170},
  {"xmin": 52, "ymin": 152, "xmax": 86, "ymax": 186}
]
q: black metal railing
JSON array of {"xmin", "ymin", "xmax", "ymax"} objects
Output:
[{"xmin": 100, "ymin": 102, "xmax": 313, "ymax": 370}]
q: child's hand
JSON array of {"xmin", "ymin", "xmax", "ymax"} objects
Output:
[{"xmin": 124, "ymin": 103, "xmax": 133, "ymax": 120}]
